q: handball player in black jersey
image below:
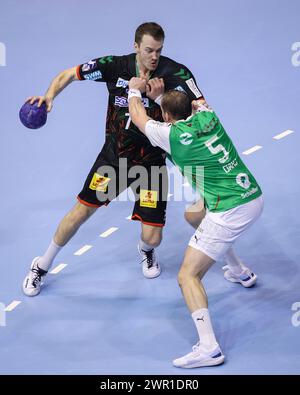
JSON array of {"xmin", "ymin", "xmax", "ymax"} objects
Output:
[{"xmin": 23, "ymin": 22, "xmax": 205, "ymax": 296}]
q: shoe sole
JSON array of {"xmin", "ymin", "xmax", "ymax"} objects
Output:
[
  {"xmin": 143, "ymin": 266, "xmax": 162, "ymax": 279},
  {"xmin": 224, "ymin": 271, "xmax": 257, "ymax": 288},
  {"xmin": 173, "ymin": 355, "xmax": 225, "ymax": 368}
]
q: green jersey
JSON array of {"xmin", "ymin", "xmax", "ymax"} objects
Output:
[{"xmin": 145, "ymin": 110, "xmax": 262, "ymax": 212}]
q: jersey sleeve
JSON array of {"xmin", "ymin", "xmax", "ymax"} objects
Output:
[
  {"xmin": 144, "ymin": 120, "xmax": 171, "ymax": 154},
  {"xmin": 164, "ymin": 63, "xmax": 204, "ymax": 101},
  {"xmin": 76, "ymin": 55, "xmax": 118, "ymax": 82}
]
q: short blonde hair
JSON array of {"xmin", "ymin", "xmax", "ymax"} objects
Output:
[{"xmin": 161, "ymin": 91, "xmax": 192, "ymax": 121}]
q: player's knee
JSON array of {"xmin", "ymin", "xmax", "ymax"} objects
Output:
[
  {"xmin": 144, "ymin": 236, "xmax": 162, "ymax": 248},
  {"xmin": 177, "ymin": 271, "xmax": 184, "ymax": 288},
  {"xmin": 177, "ymin": 266, "xmax": 192, "ymax": 288},
  {"xmin": 142, "ymin": 231, "xmax": 162, "ymax": 248}
]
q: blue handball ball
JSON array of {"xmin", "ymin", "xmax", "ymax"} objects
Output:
[{"xmin": 19, "ymin": 101, "xmax": 47, "ymax": 129}]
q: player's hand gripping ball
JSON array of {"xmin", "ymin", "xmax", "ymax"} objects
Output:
[{"xmin": 19, "ymin": 101, "xmax": 47, "ymax": 129}]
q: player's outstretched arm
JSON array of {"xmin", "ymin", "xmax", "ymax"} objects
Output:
[{"xmin": 26, "ymin": 66, "xmax": 78, "ymax": 112}]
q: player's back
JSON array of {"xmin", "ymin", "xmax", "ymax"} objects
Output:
[{"xmin": 169, "ymin": 110, "xmax": 262, "ymax": 212}]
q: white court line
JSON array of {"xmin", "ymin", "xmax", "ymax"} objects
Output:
[
  {"xmin": 273, "ymin": 129, "xmax": 294, "ymax": 140},
  {"xmin": 74, "ymin": 245, "xmax": 93, "ymax": 256},
  {"xmin": 50, "ymin": 263, "xmax": 68, "ymax": 274},
  {"xmin": 100, "ymin": 227, "xmax": 118, "ymax": 238},
  {"xmin": 5, "ymin": 301, "xmax": 21, "ymax": 312},
  {"xmin": 126, "ymin": 215, "xmax": 132, "ymax": 220},
  {"xmin": 242, "ymin": 145, "xmax": 263, "ymax": 155}
]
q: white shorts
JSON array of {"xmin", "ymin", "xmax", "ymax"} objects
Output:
[{"xmin": 188, "ymin": 195, "xmax": 264, "ymax": 261}]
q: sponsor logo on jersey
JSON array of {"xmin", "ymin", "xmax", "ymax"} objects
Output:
[
  {"xmin": 179, "ymin": 132, "xmax": 193, "ymax": 145},
  {"xmin": 223, "ymin": 159, "xmax": 238, "ymax": 174},
  {"xmin": 186, "ymin": 78, "xmax": 202, "ymax": 98},
  {"xmin": 116, "ymin": 78, "xmax": 129, "ymax": 88},
  {"xmin": 83, "ymin": 70, "xmax": 102, "ymax": 81},
  {"xmin": 114, "ymin": 96, "xmax": 149, "ymax": 108},
  {"xmin": 241, "ymin": 187, "xmax": 259, "ymax": 199},
  {"xmin": 115, "ymin": 96, "xmax": 128, "ymax": 107},
  {"xmin": 236, "ymin": 173, "xmax": 251, "ymax": 190},
  {"xmin": 174, "ymin": 85, "xmax": 186, "ymax": 93},
  {"xmin": 89, "ymin": 173, "xmax": 111, "ymax": 192},
  {"xmin": 82, "ymin": 60, "xmax": 97, "ymax": 72},
  {"xmin": 140, "ymin": 189, "xmax": 158, "ymax": 208}
]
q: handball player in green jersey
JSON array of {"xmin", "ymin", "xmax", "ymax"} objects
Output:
[{"xmin": 128, "ymin": 77, "xmax": 264, "ymax": 368}]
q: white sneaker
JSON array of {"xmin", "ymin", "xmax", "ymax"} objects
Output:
[
  {"xmin": 173, "ymin": 342, "xmax": 225, "ymax": 368},
  {"xmin": 222, "ymin": 265, "xmax": 257, "ymax": 288},
  {"xmin": 23, "ymin": 257, "xmax": 48, "ymax": 296},
  {"xmin": 138, "ymin": 245, "xmax": 161, "ymax": 279}
]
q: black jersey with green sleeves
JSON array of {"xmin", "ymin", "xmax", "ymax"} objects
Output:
[{"xmin": 76, "ymin": 53, "xmax": 203, "ymax": 166}]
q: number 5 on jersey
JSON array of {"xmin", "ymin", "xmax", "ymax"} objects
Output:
[{"xmin": 205, "ymin": 135, "xmax": 229, "ymax": 164}]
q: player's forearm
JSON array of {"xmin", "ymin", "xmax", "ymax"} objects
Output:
[
  {"xmin": 128, "ymin": 96, "xmax": 148, "ymax": 134},
  {"xmin": 129, "ymin": 97, "xmax": 145, "ymax": 122},
  {"xmin": 44, "ymin": 68, "xmax": 76, "ymax": 100}
]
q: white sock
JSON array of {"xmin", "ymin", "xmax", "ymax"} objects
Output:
[
  {"xmin": 139, "ymin": 239, "xmax": 153, "ymax": 252},
  {"xmin": 224, "ymin": 247, "xmax": 247, "ymax": 274},
  {"xmin": 36, "ymin": 240, "xmax": 62, "ymax": 271},
  {"xmin": 192, "ymin": 308, "xmax": 218, "ymax": 350}
]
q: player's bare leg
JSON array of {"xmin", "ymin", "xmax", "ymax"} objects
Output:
[
  {"xmin": 178, "ymin": 246, "xmax": 213, "ymax": 311},
  {"xmin": 173, "ymin": 246, "xmax": 225, "ymax": 368},
  {"xmin": 54, "ymin": 202, "xmax": 97, "ymax": 246},
  {"xmin": 138, "ymin": 224, "xmax": 162, "ymax": 279},
  {"xmin": 23, "ymin": 202, "xmax": 97, "ymax": 296},
  {"xmin": 184, "ymin": 199, "xmax": 206, "ymax": 229},
  {"xmin": 184, "ymin": 200, "xmax": 257, "ymax": 288}
]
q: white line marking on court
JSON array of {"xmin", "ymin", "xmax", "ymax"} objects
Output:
[
  {"xmin": 74, "ymin": 245, "xmax": 93, "ymax": 256},
  {"xmin": 242, "ymin": 145, "xmax": 263, "ymax": 155},
  {"xmin": 273, "ymin": 129, "xmax": 294, "ymax": 140},
  {"xmin": 50, "ymin": 263, "xmax": 68, "ymax": 274},
  {"xmin": 5, "ymin": 301, "xmax": 21, "ymax": 312},
  {"xmin": 126, "ymin": 215, "xmax": 132, "ymax": 220},
  {"xmin": 100, "ymin": 227, "xmax": 118, "ymax": 238}
]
